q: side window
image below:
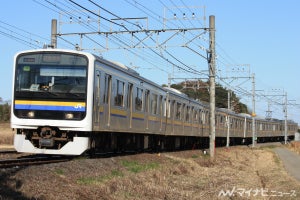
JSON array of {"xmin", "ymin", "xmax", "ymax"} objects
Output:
[
  {"xmin": 159, "ymin": 95, "xmax": 163, "ymax": 116},
  {"xmin": 230, "ymin": 118, "xmax": 234, "ymax": 128},
  {"xmin": 135, "ymin": 87, "xmax": 143, "ymax": 111},
  {"xmin": 259, "ymin": 123, "xmax": 263, "ymax": 131},
  {"xmin": 127, "ymin": 83, "xmax": 133, "ymax": 108},
  {"xmin": 114, "ymin": 79, "xmax": 125, "ymax": 107},
  {"xmin": 193, "ymin": 108, "xmax": 198, "ymax": 123},
  {"xmin": 176, "ymin": 102, "xmax": 182, "ymax": 120},
  {"xmin": 94, "ymin": 70, "xmax": 101, "ymax": 106},
  {"xmin": 103, "ymin": 74, "xmax": 111, "ymax": 104},
  {"xmin": 151, "ymin": 93, "xmax": 158, "ymax": 115},
  {"xmin": 201, "ymin": 110, "xmax": 206, "ymax": 124},
  {"xmin": 164, "ymin": 99, "xmax": 171, "ymax": 118},
  {"xmin": 145, "ymin": 90, "xmax": 150, "ymax": 113},
  {"xmin": 185, "ymin": 105, "xmax": 190, "ymax": 122}
]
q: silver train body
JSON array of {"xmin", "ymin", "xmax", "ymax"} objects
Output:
[{"xmin": 11, "ymin": 49, "xmax": 298, "ymax": 155}]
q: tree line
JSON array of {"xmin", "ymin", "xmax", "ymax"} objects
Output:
[
  {"xmin": 166, "ymin": 80, "xmax": 249, "ymax": 114},
  {"xmin": 0, "ymin": 103, "xmax": 10, "ymax": 122}
]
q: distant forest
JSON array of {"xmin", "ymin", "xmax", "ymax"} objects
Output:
[
  {"xmin": 0, "ymin": 102, "xmax": 10, "ymax": 122},
  {"xmin": 166, "ymin": 80, "xmax": 249, "ymax": 114}
]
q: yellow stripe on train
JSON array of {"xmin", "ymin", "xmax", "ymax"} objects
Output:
[{"xmin": 15, "ymin": 100, "xmax": 86, "ymax": 107}]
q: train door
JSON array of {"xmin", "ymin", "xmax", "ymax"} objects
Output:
[
  {"xmin": 128, "ymin": 83, "xmax": 133, "ymax": 128},
  {"xmin": 171, "ymin": 100, "xmax": 176, "ymax": 134},
  {"xmin": 103, "ymin": 74, "xmax": 112, "ymax": 128},
  {"xmin": 159, "ymin": 95, "xmax": 163, "ymax": 131},
  {"xmin": 93, "ymin": 70, "xmax": 101, "ymax": 130},
  {"xmin": 164, "ymin": 95, "xmax": 171, "ymax": 134},
  {"xmin": 145, "ymin": 90, "xmax": 150, "ymax": 130}
]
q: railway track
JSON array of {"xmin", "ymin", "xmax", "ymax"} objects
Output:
[
  {"xmin": 0, "ymin": 141, "xmax": 287, "ymax": 169},
  {"xmin": 0, "ymin": 155, "xmax": 74, "ymax": 168},
  {"xmin": 0, "ymin": 150, "xmax": 18, "ymax": 154}
]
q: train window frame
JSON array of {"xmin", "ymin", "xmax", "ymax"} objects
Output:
[
  {"xmin": 127, "ymin": 83, "xmax": 133, "ymax": 109},
  {"xmin": 94, "ymin": 70, "xmax": 101, "ymax": 106},
  {"xmin": 175, "ymin": 102, "xmax": 182, "ymax": 120},
  {"xmin": 103, "ymin": 74, "xmax": 112, "ymax": 104},
  {"xmin": 201, "ymin": 110, "xmax": 206, "ymax": 124},
  {"xmin": 193, "ymin": 107, "xmax": 198, "ymax": 123},
  {"xmin": 145, "ymin": 90, "xmax": 150, "ymax": 113},
  {"xmin": 151, "ymin": 93, "xmax": 158, "ymax": 115},
  {"xmin": 259, "ymin": 123, "xmax": 263, "ymax": 131},
  {"xmin": 135, "ymin": 87, "xmax": 143, "ymax": 111},
  {"xmin": 159, "ymin": 95, "xmax": 163, "ymax": 116},
  {"xmin": 185, "ymin": 105, "xmax": 190, "ymax": 122},
  {"xmin": 166, "ymin": 100, "xmax": 173, "ymax": 119},
  {"xmin": 231, "ymin": 118, "xmax": 234, "ymax": 129},
  {"xmin": 114, "ymin": 79, "xmax": 125, "ymax": 107}
]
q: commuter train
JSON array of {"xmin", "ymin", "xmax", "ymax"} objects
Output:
[{"xmin": 11, "ymin": 49, "xmax": 298, "ymax": 155}]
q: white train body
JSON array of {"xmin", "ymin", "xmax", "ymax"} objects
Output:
[{"xmin": 11, "ymin": 49, "xmax": 298, "ymax": 155}]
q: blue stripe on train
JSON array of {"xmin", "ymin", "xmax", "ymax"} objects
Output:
[{"xmin": 15, "ymin": 104, "xmax": 86, "ymax": 112}]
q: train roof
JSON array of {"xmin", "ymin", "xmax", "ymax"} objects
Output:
[
  {"xmin": 163, "ymin": 87, "xmax": 187, "ymax": 97},
  {"xmin": 109, "ymin": 60, "xmax": 140, "ymax": 76}
]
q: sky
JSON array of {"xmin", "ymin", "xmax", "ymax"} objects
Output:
[{"xmin": 1, "ymin": 0, "xmax": 300, "ymax": 124}]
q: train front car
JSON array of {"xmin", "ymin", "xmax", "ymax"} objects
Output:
[{"xmin": 11, "ymin": 49, "xmax": 93, "ymax": 155}]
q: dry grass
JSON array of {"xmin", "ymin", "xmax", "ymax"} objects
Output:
[
  {"xmin": 289, "ymin": 141, "xmax": 300, "ymax": 155},
  {"xmin": 1, "ymin": 145, "xmax": 300, "ymax": 199},
  {"xmin": 0, "ymin": 122, "xmax": 14, "ymax": 146}
]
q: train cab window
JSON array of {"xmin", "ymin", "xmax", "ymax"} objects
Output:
[
  {"xmin": 115, "ymin": 80, "xmax": 125, "ymax": 107},
  {"xmin": 135, "ymin": 87, "xmax": 143, "ymax": 111},
  {"xmin": 151, "ymin": 94, "xmax": 158, "ymax": 115}
]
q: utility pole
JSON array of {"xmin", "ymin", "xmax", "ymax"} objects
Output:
[
  {"xmin": 284, "ymin": 92, "xmax": 288, "ymax": 144},
  {"xmin": 260, "ymin": 90, "xmax": 291, "ymax": 145},
  {"xmin": 251, "ymin": 73, "xmax": 256, "ymax": 147},
  {"xmin": 51, "ymin": 19, "xmax": 57, "ymax": 48},
  {"xmin": 265, "ymin": 100, "xmax": 272, "ymax": 120},
  {"xmin": 226, "ymin": 89, "xmax": 231, "ymax": 147},
  {"xmin": 209, "ymin": 15, "xmax": 216, "ymax": 159}
]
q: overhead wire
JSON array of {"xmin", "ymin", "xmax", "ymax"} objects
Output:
[
  {"xmin": 66, "ymin": 0, "xmax": 207, "ymax": 76},
  {"xmin": 79, "ymin": 1, "xmax": 299, "ymax": 120},
  {"xmin": 0, "ymin": 20, "xmax": 45, "ymax": 49},
  {"xmin": 9, "ymin": 0, "xmax": 292, "ymax": 120},
  {"xmin": 123, "ymin": 0, "xmax": 209, "ymax": 76},
  {"xmin": 38, "ymin": 1, "xmax": 169, "ymax": 74}
]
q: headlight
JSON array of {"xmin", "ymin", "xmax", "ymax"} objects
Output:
[
  {"xmin": 65, "ymin": 113, "xmax": 74, "ymax": 119},
  {"xmin": 27, "ymin": 111, "xmax": 35, "ymax": 118}
]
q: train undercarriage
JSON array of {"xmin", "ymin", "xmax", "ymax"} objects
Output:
[{"xmin": 14, "ymin": 126, "xmax": 295, "ymax": 155}]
